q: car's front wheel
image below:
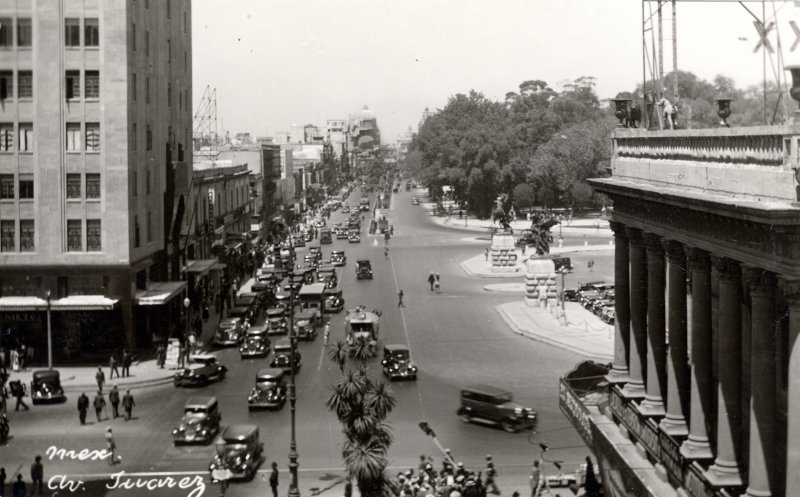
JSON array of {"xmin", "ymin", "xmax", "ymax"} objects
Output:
[{"xmin": 501, "ymin": 419, "xmax": 518, "ymax": 433}]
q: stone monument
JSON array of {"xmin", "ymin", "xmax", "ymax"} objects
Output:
[{"xmin": 489, "ymin": 194, "xmax": 518, "ymax": 273}]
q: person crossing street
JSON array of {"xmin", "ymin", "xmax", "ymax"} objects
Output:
[
  {"xmin": 93, "ymin": 391, "xmax": 106, "ymax": 422},
  {"xmin": 122, "ymin": 390, "xmax": 135, "ymax": 421},
  {"xmin": 77, "ymin": 392, "xmax": 89, "ymax": 425},
  {"xmin": 108, "ymin": 385, "xmax": 120, "ymax": 419}
]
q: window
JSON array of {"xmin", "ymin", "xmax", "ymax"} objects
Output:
[
  {"xmin": 0, "ymin": 124, "xmax": 13, "ymax": 152},
  {"xmin": 145, "ymin": 77, "xmax": 150, "ymax": 103},
  {"xmin": 184, "ymin": 51, "xmax": 187, "ymax": 73},
  {"xmin": 84, "ymin": 18, "xmax": 99, "ymax": 47},
  {"xmin": 183, "ymin": 11, "xmax": 187, "ymax": 33},
  {"xmin": 65, "ymin": 18, "xmax": 80, "ymax": 47},
  {"xmin": 0, "ymin": 71, "xmax": 12, "ymax": 100},
  {"xmin": 167, "ymin": 0, "xmax": 171, "ymax": 19},
  {"xmin": 18, "ymin": 174, "xmax": 33, "ymax": 199},
  {"xmin": 130, "ymin": 22, "xmax": 136, "ymax": 51},
  {"xmin": 66, "ymin": 173, "xmax": 81, "ymax": 199},
  {"xmin": 65, "ymin": 70, "xmax": 79, "ymax": 100},
  {"xmin": 132, "ymin": 122, "xmax": 137, "ymax": 150},
  {"xmin": 85, "ymin": 123, "xmax": 100, "ymax": 152},
  {"xmin": 87, "ymin": 219, "xmax": 101, "ymax": 251},
  {"xmin": 19, "ymin": 220, "xmax": 33, "ymax": 251},
  {"xmin": 19, "ymin": 123, "xmax": 32, "ymax": 152},
  {"xmin": 17, "ymin": 71, "xmax": 32, "ymax": 99},
  {"xmin": 167, "ymin": 83, "xmax": 172, "ymax": 108},
  {"xmin": 67, "ymin": 220, "xmax": 82, "ymax": 251},
  {"xmin": 145, "ymin": 0, "xmax": 149, "ymax": 9},
  {"xmin": 145, "ymin": 30, "xmax": 149, "ymax": 56},
  {"xmin": 146, "ymin": 124, "xmax": 152, "ymax": 151},
  {"xmin": 0, "ymin": 175, "xmax": 13, "ymax": 199},
  {"xmin": 86, "ymin": 173, "xmax": 100, "ymax": 199},
  {"xmin": 132, "ymin": 72, "xmax": 136, "ymax": 101},
  {"xmin": 1, "ymin": 220, "xmax": 14, "ymax": 252},
  {"xmin": 134, "ymin": 215, "xmax": 140, "ymax": 247},
  {"xmin": 146, "ymin": 211, "xmax": 151, "ymax": 242},
  {"xmin": 17, "ymin": 18, "xmax": 31, "ymax": 47},
  {"xmin": 145, "ymin": 167, "xmax": 150, "ymax": 194},
  {"xmin": 0, "ymin": 18, "xmax": 11, "ymax": 47},
  {"xmin": 85, "ymin": 70, "xmax": 99, "ymax": 98},
  {"xmin": 167, "ymin": 39, "xmax": 171, "ymax": 63},
  {"xmin": 66, "ymin": 123, "xmax": 80, "ymax": 151}
]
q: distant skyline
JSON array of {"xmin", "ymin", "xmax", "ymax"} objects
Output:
[{"xmin": 192, "ymin": 0, "xmax": 800, "ymax": 143}]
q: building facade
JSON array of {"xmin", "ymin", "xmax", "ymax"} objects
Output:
[
  {"xmin": 0, "ymin": 0, "xmax": 193, "ymax": 359},
  {"xmin": 561, "ymin": 124, "xmax": 800, "ymax": 497}
]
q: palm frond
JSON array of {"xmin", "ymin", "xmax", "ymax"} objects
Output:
[
  {"xmin": 328, "ymin": 340, "xmax": 349, "ymax": 372},
  {"xmin": 365, "ymin": 381, "xmax": 396, "ymax": 419}
]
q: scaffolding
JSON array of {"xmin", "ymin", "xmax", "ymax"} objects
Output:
[{"xmin": 192, "ymin": 85, "xmax": 220, "ymax": 149}]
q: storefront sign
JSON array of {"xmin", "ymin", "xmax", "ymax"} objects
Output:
[
  {"xmin": 609, "ymin": 386, "xmax": 659, "ymax": 459},
  {"xmin": 559, "ymin": 378, "xmax": 593, "ymax": 447},
  {"xmin": 659, "ymin": 429, "xmax": 685, "ymax": 488}
]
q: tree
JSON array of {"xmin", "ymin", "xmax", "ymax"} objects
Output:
[{"xmin": 512, "ymin": 183, "xmax": 535, "ymax": 210}]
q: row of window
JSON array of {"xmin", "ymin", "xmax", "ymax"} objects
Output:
[
  {"xmin": 0, "ymin": 122, "xmax": 101, "ymax": 153},
  {"xmin": 0, "ymin": 173, "xmax": 101, "ymax": 201},
  {"xmin": 0, "ymin": 219, "xmax": 102, "ymax": 252},
  {"xmin": 0, "ymin": 71, "xmax": 32, "ymax": 100},
  {"xmin": 66, "ymin": 173, "xmax": 102, "ymax": 200},
  {"xmin": 65, "ymin": 18, "xmax": 100, "ymax": 48},
  {"xmin": 0, "ymin": 18, "xmax": 32, "ymax": 48},
  {"xmin": 0, "ymin": 175, "xmax": 33, "ymax": 200},
  {"xmin": 66, "ymin": 123, "xmax": 101, "ymax": 152},
  {"xmin": 66, "ymin": 70, "xmax": 100, "ymax": 100},
  {"xmin": 0, "ymin": 124, "xmax": 33, "ymax": 153}
]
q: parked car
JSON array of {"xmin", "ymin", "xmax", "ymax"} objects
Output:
[
  {"xmin": 381, "ymin": 344, "xmax": 418, "ymax": 381},
  {"xmin": 209, "ymin": 425, "xmax": 264, "ymax": 481},
  {"xmin": 239, "ymin": 326, "xmax": 271, "ymax": 358},
  {"xmin": 356, "ymin": 259, "xmax": 373, "ymax": 280},
  {"xmin": 248, "ymin": 368, "xmax": 287, "ymax": 410},
  {"xmin": 348, "ymin": 230, "xmax": 360, "ymax": 243},
  {"xmin": 30, "ymin": 370, "xmax": 66, "ymax": 404},
  {"xmin": 324, "ymin": 287, "xmax": 345, "ymax": 313},
  {"xmin": 266, "ymin": 308, "xmax": 288, "ymax": 336},
  {"xmin": 456, "ymin": 384, "xmax": 537, "ymax": 433},
  {"xmin": 215, "ymin": 318, "xmax": 245, "ymax": 346},
  {"xmin": 270, "ymin": 338, "xmax": 301, "ymax": 373},
  {"xmin": 174, "ymin": 354, "xmax": 228, "ymax": 387},
  {"xmin": 330, "ymin": 250, "xmax": 346, "ymax": 266},
  {"xmin": 320, "ymin": 228, "xmax": 332, "ymax": 244},
  {"xmin": 172, "ymin": 396, "xmax": 221, "ymax": 444},
  {"xmin": 562, "ymin": 289, "xmax": 578, "ymax": 302},
  {"xmin": 317, "ymin": 266, "xmax": 338, "ymax": 289}
]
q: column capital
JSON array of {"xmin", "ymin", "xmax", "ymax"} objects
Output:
[
  {"xmin": 685, "ymin": 247, "xmax": 710, "ymax": 271},
  {"xmin": 609, "ymin": 221, "xmax": 627, "ymax": 239},
  {"xmin": 711, "ymin": 256, "xmax": 740, "ymax": 282},
  {"xmin": 778, "ymin": 276, "xmax": 800, "ymax": 306},
  {"xmin": 743, "ymin": 266, "xmax": 774, "ymax": 297},
  {"xmin": 662, "ymin": 239, "xmax": 685, "ymax": 261},
  {"xmin": 626, "ymin": 227, "xmax": 644, "ymax": 246}
]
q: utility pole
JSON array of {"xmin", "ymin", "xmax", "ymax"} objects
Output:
[{"xmin": 672, "ymin": 0, "xmax": 678, "ymax": 99}]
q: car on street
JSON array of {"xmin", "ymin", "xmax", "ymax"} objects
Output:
[
  {"xmin": 215, "ymin": 318, "xmax": 245, "ymax": 346},
  {"xmin": 341, "ymin": 205, "xmax": 350, "ymax": 214},
  {"xmin": 562, "ymin": 289, "xmax": 578, "ymax": 302},
  {"xmin": 266, "ymin": 308, "xmax": 288, "ymax": 336},
  {"xmin": 174, "ymin": 354, "xmax": 228, "ymax": 387},
  {"xmin": 411, "ymin": 197, "xmax": 419, "ymax": 205},
  {"xmin": 231, "ymin": 292, "xmax": 260, "ymax": 322},
  {"xmin": 239, "ymin": 326, "xmax": 270, "ymax": 358},
  {"xmin": 320, "ymin": 228, "xmax": 332, "ymax": 244},
  {"xmin": 293, "ymin": 308, "xmax": 320, "ymax": 341},
  {"xmin": 30, "ymin": 370, "xmax": 66, "ymax": 404},
  {"xmin": 209, "ymin": 425, "xmax": 264, "ymax": 481},
  {"xmin": 348, "ymin": 230, "xmax": 360, "ymax": 243},
  {"xmin": 330, "ymin": 250, "xmax": 346, "ymax": 266},
  {"xmin": 172, "ymin": 396, "xmax": 221, "ymax": 445},
  {"xmin": 324, "ymin": 287, "xmax": 345, "ymax": 313},
  {"xmin": 270, "ymin": 338, "xmax": 301, "ymax": 373},
  {"xmin": 382, "ymin": 344, "xmax": 418, "ymax": 381},
  {"xmin": 248, "ymin": 368, "xmax": 287, "ymax": 410},
  {"xmin": 356, "ymin": 259, "xmax": 373, "ymax": 280},
  {"xmin": 456, "ymin": 384, "xmax": 537, "ymax": 433},
  {"xmin": 292, "ymin": 235, "xmax": 306, "ymax": 248},
  {"xmin": 317, "ymin": 266, "xmax": 338, "ymax": 289},
  {"xmin": 335, "ymin": 226, "xmax": 349, "ymax": 239},
  {"xmin": 303, "ymin": 230, "xmax": 313, "ymax": 242}
]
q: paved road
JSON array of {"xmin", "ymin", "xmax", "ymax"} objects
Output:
[{"xmin": 0, "ymin": 188, "xmax": 606, "ymax": 497}]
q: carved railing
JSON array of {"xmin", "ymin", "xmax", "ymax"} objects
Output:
[{"xmin": 613, "ymin": 127, "xmax": 793, "ymax": 167}]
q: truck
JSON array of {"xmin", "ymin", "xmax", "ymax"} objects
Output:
[{"xmin": 345, "ymin": 308, "xmax": 380, "ymax": 355}]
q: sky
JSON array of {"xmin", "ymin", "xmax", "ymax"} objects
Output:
[{"xmin": 191, "ymin": 0, "xmax": 800, "ymax": 143}]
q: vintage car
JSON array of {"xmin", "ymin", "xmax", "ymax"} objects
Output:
[
  {"xmin": 356, "ymin": 259, "xmax": 373, "ymax": 280},
  {"xmin": 215, "ymin": 318, "xmax": 245, "ymax": 346},
  {"xmin": 382, "ymin": 344, "xmax": 418, "ymax": 381},
  {"xmin": 30, "ymin": 370, "xmax": 66, "ymax": 404},
  {"xmin": 174, "ymin": 354, "xmax": 228, "ymax": 387},
  {"xmin": 456, "ymin": 384, "xmax": 537, "ymax": 433},
  {"xmin": 348, "ymin": 230, "xmax": 360, "ymax": 243},
  {"xmin": 231, "ymin": 292, "xmax": 260, "ymax": 322},
  {"xmin": 345, "ymin": 308, "xmax": 380, "ymax": 356},
  {"xmin": 270, "ymin": 338, "xmax": 301, "ymax": 373},
  {"xmin": 209, "ymin": 425, "xmax": 264, "ymax": 481},
  {"xmin": 324, "ymin": 287, "xmax": 345, "ymax": 313},
  {"xmin": 293, "ymin": 308, "xmax": 320, "ymax": 341},
  {"xmin": 312, "ymin": 218, "xmax": 326, "ymax": 228},
  {"xmin": 411, "ymin": 197, "xmax": 419, "ymax": 205},
  {"xmin": 336, "ymin": 227, "xmax": 349, "ymax": 239},
  {"xmin": 320, "ymin": 228, "xmax": 332, "ymax": 244},
  {"xmin": 303, "ymin": 229, "xmax": 314, "ymax": 242},
  {"xmin": 239, "ymin": 326, "xmax": 271, "ymax": 358},
  {"xmin": 247, "ymin": 368, "xmax": 287, "ymax": 410},
  {"xmin": 292, "ymin": 234, "xmax": 306, "ymax": 248},
  {"xmin": 330, "ymin": 250, "xmax": 346, "ymax": 266},
  {"xmin": 172, "ymin": 396, "xmax": 221, "ymax": 444},
  {"xmin": 317, "ymin": 266, "xmax": 338, "ymax": 289},
  {"xmin": 266, "ymin": 308, "xmax": 288, "ymax": 336},
  {"xmin": 341, "ymin": 205, "xmax": 350, "ymax": 214}
]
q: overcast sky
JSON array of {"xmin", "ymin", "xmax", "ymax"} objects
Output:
[{"xmin": 192, "ymin": 0, "xmax": 800, "ymax": 143}]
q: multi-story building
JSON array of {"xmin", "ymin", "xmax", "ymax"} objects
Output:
[
  {"xmin": 0, "ymin": 0, "xmax": 193, "ymax": 358},
  {"xmin": 559, "ymin": 120, "xmax": 800, "ymax": 497}
]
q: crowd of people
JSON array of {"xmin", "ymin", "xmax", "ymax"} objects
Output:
[{"xmin": 396, "ymin": 453, "xmax": 502, "ymax": 497}]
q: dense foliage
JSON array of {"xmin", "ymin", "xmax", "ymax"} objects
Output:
[{"xmin": 405, "ymin": 71, "xmax": 789, "ymax": 217}]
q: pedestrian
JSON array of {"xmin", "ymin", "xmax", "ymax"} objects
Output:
[
  {"xmin": 344, "ymin": 478, "xmax": 353, "ymax": 497},
  {"xmin": 29, "ymin": 456, "xmax": 42, "ymax": 497},
  {"xmin": 109, "ymin": 385, "xmax": 120, "ymax": 419},
  {"xmin": 122, "ymin": 390, "xmax": 135, "ymax": 421},
  {"xmin": 93, "ymin": 391, "xmax": 106, "ymax": 422},
  {"xmin": 10, "ymin": 381, "xmax": 28, "ymax": 411},
  {"xmin": 122, "ymin": 349, "xmax": 132, "ymax": 378},
  {"xmin": 398, "ymin": 289, "xmax": 405, "ymax": 307},
  {"xmin": 529, "ymin": 461, "xmax": 541, "ymax": 497},
  {"xmin": 105, "ymin": 428, "xmax": 118, "ymax": 466},
  {"xmin": 156, "ymin": 343, "xmax": 165, "ymax": 369},
  {"xmin": 95, "ymin": 366, "xmax": 105, "ymax": 392},
  {"xmin": 77, "ymin": 392, "xmax": 89, "ymax": 425},
  {"xmin": 269, "ymin": 462, "xmax": 279, "ymax": 497},
  {"xmin": 25, "ymin": 346, "xmax": 33, "ymax": 371},
  {"xmin": 427, "ymin": 272, "xmax": 436, "ymax": 291},
  {"xmin": 485, "ymin": 247, "xmax": 489, "ymax": 261},
  {"xmin": 193, "ymin": 315, "xmax": 202, "ymax": 340},
  {"xmin": 434, "ymin": 273, "xmax": 441, "ymax": 293},
  {"xmin": 0, "ymin": 347, "xmax": 5, "ymax": 375},
  {"xmin": 109, "ymin": 350, "xmax": 120, "ymax": 380},
  {"xmin": 214, "ymin": 293, "xmax": 222, "ymax": 315},
  {"xmin": 188, "ymin": 333, "xmax": 197, "ymax": 355},
  {"xmin": 323, "ymin": 323, "xmax": 330, "ymax": 346},
  {"xmin": 484, "ymin": 455, "xmax": 499, "ymax": 495},
  {"xmin": 0, "ymin": 467, "xmax": 6, "ymax": 497},
  {"xmin": 202, "ymin": 303, "xmax": 210, "ymax": 322},
  {"xmin": 522, "ymin": 243, "xmax": 526, "ymax": 255},
  {"xmin": 18, "ymin": 344, "xmax": 26, "ymax": 372},
  {"xmin": 11, "ymin": 475, "xmax": 24, "ymax": 497}
]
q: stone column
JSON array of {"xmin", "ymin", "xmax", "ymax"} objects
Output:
[
  {"xmin": 706, "ymin": 257, "xmax": 743, "ymax": 486},
  {"xmin": 607, "ymin": 221, "xmax": 630, "ymax": 383},
  {"xmin": 660, "ymin": 240, "xmax": 689, "ymax": 435},
  {"xmin": 744, "ymin": 267, "xmax": 776, "ymax": 497},
  {"xmin": 779, "ymin": 277, "xmax": 800, "ymax": 497},
  {"xmin": 639, "ymin": 233, "xmax": 667, "ymax": 416},
  {"xmin": 680, "ymin": 247, "xmax": 714, "ymax": 460},
  {"xmin": 621, "ymin": 227, "xmax": 647, "ymax": 399}
]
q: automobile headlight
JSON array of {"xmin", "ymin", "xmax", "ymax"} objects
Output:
[{"xmin": 514, "ymin": 407, "xmax": 523, "ymax": 415}]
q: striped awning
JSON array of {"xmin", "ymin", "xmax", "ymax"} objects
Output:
[
  {"xmin": 0, "ymin": 295, "xmax": 119, "ymax": 311},
  {"xmin": 135, "ymin": 281, "xmax": 187, "ymax": 306},
  {"xmin": 0, "ymin": 297, "xmax": 47, "ymax": 311}
]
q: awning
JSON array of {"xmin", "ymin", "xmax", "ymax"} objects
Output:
[
  {"xmin": 0, "ymin": 296, "xmax": 48, "ymax": 311},
  {"xmin": 183, "ymin": 259, "xmax": 217, "ymax": 275},
  {"xmin": 51, "ymin": 295, "xmax": 119, "ymax": 311},
  {"xmin": 135, "ymin": 281, "xmax": 187, "ymax": 306},
  {"xmin": 227, "ymin": 241, "xmax": 244, "ymax": 251}
]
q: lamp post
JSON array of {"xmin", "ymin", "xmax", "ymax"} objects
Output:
[
  {"xmin": 559, "ymin": 267, "xmax": 569, "ymax": 323},
  {"xmin": 45, "ymin": 290, "xmax": 53, "ymax": 370},
  {"xmin": 284, "ymin": 224, "xmax": 300, "ymax": 497},
  {"xmin": 183, "ymin": 297, "xmax": 191, "ymax": 359}
]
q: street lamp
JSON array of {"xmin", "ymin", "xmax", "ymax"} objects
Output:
[
  {"xmin": 45, "ymin": 290, "xmax": 53, "ymax": 370},
  {"xmin": 282, "ymin": 224, "xmax": 301, "ymax": 497},
  {"xmin": 183, "ymin": 297, "xmax": 191, "ymax": 358},
  {"xmin": 558, "ymin": 267, "xmax": 569, "ymax": 322}
]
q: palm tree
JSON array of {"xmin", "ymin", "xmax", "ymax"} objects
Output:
[
  {"xmin": 350, "ymin": 336, "xmax": 377, "ymax": 362},
  {"xmin": 328, "ymin": 340, "xmax": 348, "ymax": 373}
]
